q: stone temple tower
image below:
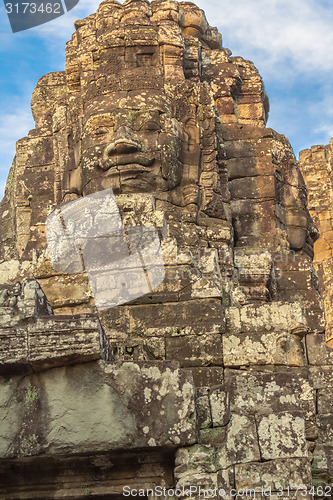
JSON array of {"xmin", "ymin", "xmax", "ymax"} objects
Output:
[{"xmin": 0, "ymin": 0, "xmax": 332, "ymax": 497}]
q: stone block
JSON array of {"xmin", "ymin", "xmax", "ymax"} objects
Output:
[
  {"xmin": 38, "ymin": 274, "xmax": 92, "ymax": 310},
  {"xmin": 297, "ymin": 377, "xmax": 316, "ymax": 421},
  {"xmin": 191, "ymin": 366, "xmax": 224, "ymax": 388},
  {"xmin": 317, "ymin": 389, "xmax": 333, "ymax": 414},
  {"xmin": 234, "ymin": 248, "xmax": 272, "ymax": 284},
  {"xmin": 0, "ymin": 328, "xmax": 28, "ymax": 373},
  {"xmin": 303, "ymin": 303, "xmax": 325, "ymax": 335},
  {"xmin": 312, "ymin": 444, "xmax": 333, "ymax": 476},
  {"xmin": 305, "ymin": 420, "xmax": 318, "ymax": 441},
  {"xmin": 223, "ymin": 332, "xmax": 305, "ymax": 367},
  {"xmin": 0, "ymin": 360, "xmax": 196, "ymax": 460},
  {"xmin": 98, "ymin": 306, "xmax": 131, "ymax": 339},
  {"xmin": 225, "ymin": 140, "xmax": 255, "ymax": 159},
  {"xmin": 110, "ymin": 336, "xmax": 166, "ymax": 362},
  {"xmin": 317, "ymin": 414, "xmax": 333, "ymax": 445},
  {"xmin": 237, "ymin": 103, "xmax": 265, "ymax": 121},
  {"xmin": 256, "ymin": 411, "xmax": 308, "ymax": 460},
  {"xmin": 175, "ymin": 472, "xmax": 220, "ymax": 494},
  {"xmin": 190, "ymin": 276, "xmax": 223, "ymax": 299},
  {"xmin": 306, "ymin": 333, "xmax": 333, "ymax": 365},
  {"xmin": 234, "ymin": 458, "xmax": 312, "ymax": 491},
  {"xmin": 174, "ymin": 445, "xmax": 218, "ymax": 476},
  {"xmin": 196, "ymin": 394, "xmax": 212, "ymax": 429},
  {"xmin": 0, "ymin": 315, "xmax": 113, "ymax": 373},
  {"xmin": 209, "ymin": 385, "xmax": 229, "ymax": 427},
  {"xmin": 199, "ymin": 427, "xmax": 227, "ymax": 445},
  {"xmin": 0, "ymin": 280, "xmax": 53, "ymax": 328},
  {"xmin": 216, "ymin": 97, "xmax": 235, "ymax": 115},
  {"xmin": 309, "ymin": 365, "xmax": 333, "ymax": 389},
  {"xmin": 28, "ymin": 316, "xmax": 111, "ymax": 370},
  {"xmin": 227, "ymin": 157, "xmax": 258, "ymax": 179},
  {"xmin": 217, "ymin": 468, "xmax": 235, "ymax": 500},
  {"xmin": 165, "ymin": 334, "xmax": 222, "ymax": 367},
  {"xmin": 226, "ymin": 302, "xmax": 307, "ymax": 335},
  {"xmin": 275, "ymin": 255, "xmax": 317, "ymax": 290},
  {"xmin": 24, "ymin": 137, "xmax": 54, "ymax": 167},
  {"xmin": 228, "ymin": 373, "xmax": 305, "ymax": 416},
  {"xmin": 144, "ymin": 336, "xmax": 166, "ymax": 360},
  {"xmin": 128, "ymin": 299, "xmax": 225, "ymax": 333},
  {"xmin": 20, "ymin": 280, "xmax": 53, "ymax": 316},
  {"xmin": 145, "ymin": 323, "xmax": 224, "ymax": 338},
  {"xmin": 229, "ymin": 177, "xmax": 257, "ymax": 200},
  {"xmin": 132, "ymin": 266, "xmax": 189, "ymax": 304},
  {"xmin": 217, "ymin": 414, "xmax": 261, "ymax": 468}
]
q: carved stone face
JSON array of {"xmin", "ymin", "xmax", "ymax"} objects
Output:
[{"xmin": 78, "ymin": 92, "xmax": 189, "ymax": 200}]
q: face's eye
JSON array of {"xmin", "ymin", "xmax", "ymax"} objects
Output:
[
  {"xmin": 84, "ymin": 115, "xmax": 114, "ymax": 136},
  {"xmin": 134, "ymin": 111, "xmax": 161, "ymax": 132},
  {"xmin": 139, "ymin": 120, "xmax": 160, "ymax": 131},
  {"xmin": 94, "ymin": 127, "xmax": 110, "ymax": 136}
]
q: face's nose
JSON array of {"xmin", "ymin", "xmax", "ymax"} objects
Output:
[
  {"xmin": 309, "ymin": 217, "xmax": 320, "ymax": 243},
  {"xmin": 104, "ymin": 125, "xmax": 142, "ymax": 156}
]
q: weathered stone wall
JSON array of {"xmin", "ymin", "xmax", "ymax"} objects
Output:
[{"xmin": 0, "ymin": 0, "xmax": 331, "ymax": 497}]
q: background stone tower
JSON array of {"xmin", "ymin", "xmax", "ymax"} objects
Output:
[
  {"xmin": 0, "ymin": 0, "xmax": 332, "ymax": 497},
  {"xmin": 300, "ymin": 142, "xmax": 333, "ymax": 348}
]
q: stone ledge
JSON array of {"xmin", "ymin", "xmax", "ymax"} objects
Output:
[
  {"xmin": 0, "ymin": 360, "xmax": 196, "ymax": 460},
  {"xmin": 0, "ymin": 280, "xmax": 113, "ymax": 373},
  {"xmin": 0, "ymin": 315, "xmax": 113, "ymax": 374}
]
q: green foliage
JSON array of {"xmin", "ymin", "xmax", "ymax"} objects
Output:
[
  {"xmin": 19, "ymin": 432, "xmax": 38, "ymax": 455},
  {"xmin": 24, "ymin": 386, "xmax": 39, "ymax": 412}
]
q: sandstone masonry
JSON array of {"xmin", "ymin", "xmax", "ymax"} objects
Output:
[{"xmin": 0, "ymin": 0, "xmax": 332, "ymax": 497}]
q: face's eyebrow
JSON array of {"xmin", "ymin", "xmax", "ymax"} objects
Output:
[
  {"xmin": 84, "ymin": 114, "xmax": 114, "ymax": 129},
  {"xmin": 135, "ymin": 110, "xmax": 161, "ymax": 120},
  {"xmin": 128, "ymin": 107, "xmax": 164, "ymax": 116}
]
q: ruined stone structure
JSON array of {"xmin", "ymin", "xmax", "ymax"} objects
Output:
[
  {"xmin": 0, "ymin": 0, "xmax": 332, "ymax": 497},
  {"xmin": 300, "ymin": 142, "xmax": 333, "ymax": 349}
]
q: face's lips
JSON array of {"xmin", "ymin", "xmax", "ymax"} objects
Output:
[{"xmin": 101, "ymin": 152, "xmax": 155, "ymax": 171}]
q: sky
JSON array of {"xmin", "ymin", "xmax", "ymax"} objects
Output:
[{"xmin": 0, "ymin": 0, "xmax": 332, "ymax": 199}]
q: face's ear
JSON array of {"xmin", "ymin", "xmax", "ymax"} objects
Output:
[
  {"xmin": 180, "ymin": 117, "xmax": 201, "ymax": 169},
  {"xmin": 183, "ymin": 118, "xmax": 200, "ymax": 153},
  {"xmin": 176, "ymin": 117, "xmax": 201, "ymax": 208},
  {"xmin": 69, "ymin": 168, "xmax": 83, "ymax": 198},
  {"xmin": 55, "ymin": 114, "xmax": 83, "ymax": 203},
  {"xmin": 60, "ymin": 164, "xmax": 83, "ymax": 203},
  {"xmin": 283, "ymin": 165, "xmax": 311, "ymax": 251}
]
